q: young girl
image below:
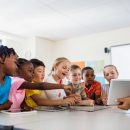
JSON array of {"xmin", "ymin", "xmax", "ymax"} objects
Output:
[
  {"xmin": 25, "ymin": 58, "xmax": 76, "ymax": 108},
  {"xmin": 68, "ymin": 64, "xmax": 94, "ymax": 106},
  {"xmin": 45, "ymin": 57, "xmax": 81, "ymax": 101},
  {"xmin": 101, "ymin": 65, "xmax": 119, "ymax": 105},
  {"xmin": 0, "ymin": 45, "xmax": 73, "ymax": 110},
  {"xmin": 0, "ymin": 45, "xmax": 17, "ymax": 110}
]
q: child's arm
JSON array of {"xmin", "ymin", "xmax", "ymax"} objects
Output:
[
  {"xmin": 117, "ymin": 97, "xmax": 130, "ymax": 110},
  {"xmin": 77, "ymin": 99, "xmax": 94, "ymax": 106},
  {"xmin": 31, "ymin": 94, "xmax": 76, "ymax": 106},
  {"xmin": 94, "ymin": 83, "xmax": 102, "ymax": 104},
  {"xmin": 19, "ymin": 82, "xmax": 73, "ymax": 93},
  {"xmin": 101, "ymin": 90, "xmax": 107, "ymax": 105},
  {"xmin": 0, "ymin": 100, "xmax": 12, "ymax": 110}
]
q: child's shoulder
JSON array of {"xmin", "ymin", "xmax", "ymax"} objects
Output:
[
  {"xmin": 10, "ymin": 76, "xmax": 25, "ymax": 89},
  {"xmin": 94, "ymin": 80, "xmax": 101, "ymax": 85}
]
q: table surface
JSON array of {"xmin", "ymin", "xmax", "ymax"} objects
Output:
[{"xmin": 0, "ymin": 106, "xmax": 130, "ymax": 130}]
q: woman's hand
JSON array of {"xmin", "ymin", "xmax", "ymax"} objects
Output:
[{"xmin": 117, "ymin": 97, "xmax": 130, "ymax": 110}]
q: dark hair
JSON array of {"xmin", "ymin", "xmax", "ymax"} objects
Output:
[
  {"xmin": 17, "ymin": 58, "xmax": 31, "ymax": 68},
  {"xmin": 30, "ymin": 58, "xmax": 45, "ymax": 69},
  {"xmin": 81, "ymin": 66, "xmax": 94, "ymax": 76},
  {"xmin": 70, "ymin": 64, "xmax": 81, "ymax": 71},
  {"xmin": 0, "ymin": 45, "xmax": 17, "ymax": 57}
]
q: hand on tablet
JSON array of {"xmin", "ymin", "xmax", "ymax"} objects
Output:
[{"xmin": 117, "ymin": 97, "xmax": 130, "ymax": 110}]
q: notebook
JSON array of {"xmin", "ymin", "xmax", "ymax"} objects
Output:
[
  {"xmin": 69, "ymin": 105, "xmax": 109, "ymax": 112},
  {"xmin": 107, "ymin": 79, "xmax": 130, "ymax": 105},
  {"xmin": 35, "ymin": 106, "xmax": 68, "ymax": 112}
]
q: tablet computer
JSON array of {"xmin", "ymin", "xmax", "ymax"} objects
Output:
[{"xmin": 107, "ymin": 79, "xmax": 130, "ymax": 105}]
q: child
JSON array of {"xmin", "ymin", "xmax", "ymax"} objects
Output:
[
  {"xmin": 25, "ymin": 58, "xmax": 76, "ymax": 108},
  {"xmin": 68, "ymin": 64, "xmax": 94, "ymax": 106},
  {"xmin": 0, "ymin": 45, "xmax": 17, "ymax": 110},
  {"xmin": 82, "ymin": 66, "xmax": 101, "ymax": 104},
  {"xmin": 101, "ymin": 65, "xmax": 119, "ymax": 105},
  {"xmin": 0, "ymin": 45, "xmax": 74, "ymax": 110},
  {"xmin": 45, "ymin": 57, "xmax": 81, "ymax": 101}
]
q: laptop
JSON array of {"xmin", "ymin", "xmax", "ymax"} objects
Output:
[{"xmin": 107, "ymin": 79, "xmax": 130, "ymax": 105}]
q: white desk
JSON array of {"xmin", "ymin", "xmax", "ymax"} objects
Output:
[{"xmin": 0, "ymin": 107, "xmax": 130, "ymax": 130}]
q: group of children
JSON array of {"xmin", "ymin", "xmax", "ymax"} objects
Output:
[{"xmin": 0, "ymin": 45, "xmax": 130, "ymax": 111}]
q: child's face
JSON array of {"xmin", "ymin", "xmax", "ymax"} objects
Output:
[
  {"xmin": 82, "ymin": 69, "xmax": 95, "ymax": 85},
  {"xmin": 104, "ymin": 67, "xmax": 118, "ymax": 83},
  {"xmin": 55, "ymin": 61, "xmax": 71, "ymax": 79},
  {"xmin": 33, "ymin": 66, "xmax": 45, "ymax": 82},
  {"xmin": 19, "ymin": 63, "xmax": 34, "ymax": 82},
  {"xmin": 4, "ymin": 54, "xmax": 18, "ymax": 76},
  {"xmin": 70, "ymin": 69, "xmax": 81, "ymax": 85}
]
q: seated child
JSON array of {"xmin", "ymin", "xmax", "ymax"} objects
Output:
[
  {"xmin": 81, "ymin": 66, "xmax": 101, "ymax": 104},
  {"xmin": 45, "ymin": 57, "xmax": 81, "ymax": 101},
  {"xmin": 0, "ymin": 46, "xmax": 73, "ymax": 110},
  {"xmin": 101, "ymin": 65, "xmax": 118, "ymax": 105},
  {"xmin": 25, "ymin": 58, "xmax": 77, "ymax": 108},
  {"xmin": 68, "ymin": 64, "xmax": 94, "ymax": 106},
  {"xmin": 0, "ymin": 45, "xmax": 17, "ymax": 110}
]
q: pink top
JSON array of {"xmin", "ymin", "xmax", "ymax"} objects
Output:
[{"xmin": 9, "ymin": 77, "xmax": 25, "ymax": 110}]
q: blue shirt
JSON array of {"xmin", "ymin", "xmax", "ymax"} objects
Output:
[{"xmin": 0, "ymin": 75, "xmax": 11, "ymax": 104}]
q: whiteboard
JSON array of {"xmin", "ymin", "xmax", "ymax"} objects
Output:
[{"xmin": 111, "ymin": 44, "xmax": 130, "ymax": 79}]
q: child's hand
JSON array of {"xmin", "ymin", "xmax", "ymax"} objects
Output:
[
  {"xmin": 4, "ymin": 100, "xmax": 12, "ymax": 110},
  {"xmin": 117, "ymin": 97, "xmax": 130, "ymax": 110},
  {"xmin": 77, "ymin": 99, "xmax": 95, "ymax": 106},
  {"xmin": 65, "ymin": 94, "xmax": 81, "ymax": 103},
  {"xmin": 102, "ymin": 97, "xmax": 108, "ymax": 106},
  {"xmin": 95, "ymin": 98, "xmax": 103, "ymax": 105},
  {"xmin": 63, "ymin": 85, "xmax": 74, "ymax": 95},
  {"xmin": 63, "ymin": 97, "xmax": 76, "ymax": 106}
]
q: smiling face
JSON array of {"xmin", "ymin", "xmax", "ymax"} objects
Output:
[
  {"xmin": 82, "ymin": 69, "xmax": 95, "ymax": 86},
  {"xmin": 54, "ymin": 60, "xmax": 71, "ymax": 80},
  {"xmin": 33, "ymin": 66, "xmax": 45, "ymax": 82},
  {"xmin": 104, "ymin": 66, "xmax": 118, "ymax": 83},
  {"xmin": 70, "ymin": 68, "xmax": 82, "ymax": 85}
]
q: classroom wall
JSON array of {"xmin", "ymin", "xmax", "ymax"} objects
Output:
[
  {"xmin": 1, "ymin": 26, "xmax": 130, "ymax": 76},
  {"xmin": 1, "ymin": 33, "xmax": 36, "ymax": 59},
  {"xmin": 54, "ymin": 26, "xmax": 130, "ymax": 65},
  {"xmin": 35, "ymin": 37, "xmax": 54, "ymax": 75}
]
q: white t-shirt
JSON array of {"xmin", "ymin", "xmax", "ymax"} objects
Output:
[{"xmin": 44, "ymin": 74, "xmax": 68, "ymax": 99}]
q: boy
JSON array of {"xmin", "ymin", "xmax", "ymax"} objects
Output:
[
  {"xmin": 68, "ymin": 65, "xmax": 94, "ymax": 106},
  {"xmin": 82, "ymin": 66, "xmax": 101, "ymax": 104}
]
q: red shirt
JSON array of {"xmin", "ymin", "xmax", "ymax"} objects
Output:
[{"xmin": 84, "ymin": 80, "xmax": 101, "ymax": 99}]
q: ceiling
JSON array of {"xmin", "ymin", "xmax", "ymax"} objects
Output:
[{"xmin": 0, "ymin": 0, "xmax": 130, "ymax": 41}]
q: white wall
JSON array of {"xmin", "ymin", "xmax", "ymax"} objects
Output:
[
  {"xmin": 35, "ymin": 37, "xmax": 54, "ymax": 75},
  {"xmin": 0, "ymin": 32, "xmax": 36, "ymax": 59},
  {"xmin": 54, "ymin": 27, "xmax": 130, "ymax": 65},
  {"xmin": 1, "ymin": 26, "xmax": 130, "ymax": 76}
]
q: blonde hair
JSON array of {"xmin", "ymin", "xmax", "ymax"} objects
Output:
[
  {"xmin": 103, "ymin": 65, "xmax": 119, "ymax": 75},
  {"xmin": 51, "ymin": 57, "xmax": 71, "ymax": 72}
]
